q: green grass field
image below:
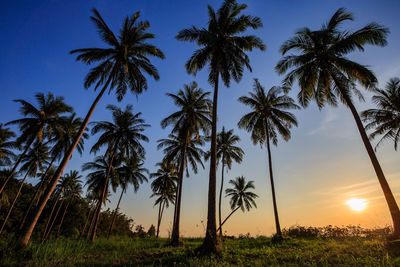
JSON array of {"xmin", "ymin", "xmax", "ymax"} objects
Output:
[{"xmin": 1, "ymin": 236, "xmax": 400, "ymax": 266}]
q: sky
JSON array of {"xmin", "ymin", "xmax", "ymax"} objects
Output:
[{"xmin": 1, "ymin": 0, "xmax": 400, "ymax": 237}]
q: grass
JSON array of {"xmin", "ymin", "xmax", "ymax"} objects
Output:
[{"xmin": 1, "ymin": 236, "xmax": 400, "ymax": 266}]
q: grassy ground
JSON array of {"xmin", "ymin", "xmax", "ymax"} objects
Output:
[{"xmin": 1, "ymin": 236, "xmax": 399, "ymax": 266}]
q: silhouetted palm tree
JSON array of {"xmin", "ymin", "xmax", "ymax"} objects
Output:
[
  {"xmin": 362, "ymin": 78, "xmax": 400, "ymax": 150},
  {"xmin": 160, "ymin": 82, "xmax": 211, "ymax": 244},
  {"xmin": 2, "ymin": 93, "xmax": 71, "ymax": 194},
  {"xmin": 217, "ymin": 176, "xmax": 258, "ymax": 232},
  {"xmin": 275, "ymin": 7, "xmax": 400, "ymax": 237},
  {"xmin": 107, "ymin": 155, "xmax": 148, "ymax": 238},
  {"xmin": 176, "ymin": 0, "xmax": 265, "ymax": 252},
  {"xmin": 238, "ymin": 79, "xmax": 299, "ymax": 236},
  {"xmin": 0, "ymin": 123, "xmax": 16, "ymax": 166},
  {"xmin": 19, "ymin": 9, "xmax": 164, "ymax": 247},
  {"xmin": 206, "ymin": 127, "xmax": 244, "ymax": 238},
  {"xmin": 150, "ymin": 162, "xmax": 177, "ymax": 238}
]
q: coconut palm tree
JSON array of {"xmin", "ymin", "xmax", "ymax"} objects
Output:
[
  {"xmin": 19, "ymin": 9, "xmax": 164, "ymax": 247},
  {"xmin": 0, "ymin": 142, "xmax": 49, "ymax": 234},
  {"xmin": 150, "ymin": 162, "xmax": 177, "ymax": 238},
  {"xmin": 0, "ymin": 123, "xmax": 16, "ymax": 167},
  {"xmin": 362, "ymin": 78, "xmax": 400, "ymax": 151},
  {"xmin": 107, "ymin": 155, "xmax": 148, "ymax": 238},
  {"xmin": 176, "ymin": 0, "xmax": 265, "ymax": 252},
  {"xmin": 238, "ymin": 79, "xmax": 299, "ymax": 236},
  {"xmin": 217, "ymin": 176, "xmax": 258, "ymax": 232},
  {"xmin": 206, "ymin": 127, "xmax": 244, "ymax": 237},
  {"xmin": 160, "ymin": 82, "xmax": 211, "ymax": 245},
  {"xmin": 275, "ymin": 7, "xmax": 400, "ymax": 237},
  {"xmin": 1, "ymin": 93, "xmax": 71, "ymax": 195},
  {"xmin": 88, "ymin": 104, "xmax": 149, "ymax": 241}
]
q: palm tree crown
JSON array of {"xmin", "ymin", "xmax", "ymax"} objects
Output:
[
  {"xmin": 225, "ymin": 176, "xmax": 258, "ymax": 212},
  {"xmin": 150, "ymin": 162, "xmax": 177, "ymax": 207},
  {"xmin": 0, "ymin": 124, "xmax": 16, "ymax": 166},
  {"xmin": 362, "ymin": 78, "xmax": 400, "ymax": 150}
]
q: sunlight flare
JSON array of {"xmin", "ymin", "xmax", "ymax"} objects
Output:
[{"xmin": 346, "ymin": 198, "xmax": 368, "ymax": 212}]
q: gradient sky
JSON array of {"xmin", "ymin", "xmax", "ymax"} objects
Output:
[{"xmin": 1, "ymin": 0, "xmax": 400, "ymax": 237}]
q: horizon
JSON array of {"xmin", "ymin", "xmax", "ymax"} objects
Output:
[{"xmin": 1, "ymin": 0, "xmax": 400, "ymax": 238}]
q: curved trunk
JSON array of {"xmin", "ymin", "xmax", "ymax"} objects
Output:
[
  {"xmin": 87, "ymin": 200, "xmax": 100, "ymax": 240},
  {"xmin": 107, "ymin": 189, "xmax": 124, "ymax": 239},
  {"xmin": 0, "ymin": 136, "xmax": 35, "ymax": 195},
  {"xmin": 43, "ymin": 196, "xmax": 64, "ymax": 241},
  {"xmin": 0, "ymin": 171, "xmax": 29, "ymax": 234},
  {"xmin": 218, "ymin": 159, "xmax": 225, "ymax": 238},
  {"xmin": 216, "ymin": 206, "xmax": 240, "ymax": 232},
  {"xmin": 171, "ymin": 140, "xmax": 187, "ymax": 245},
  {"xmin": 18, "ymin": 77, "xmax": 112, "ymax": 247},
  {"xmin": 42, "ymin": 193, "xmax": 60, "ymax": 241},
  {"xmin": 158, "ymin": 201, "xmax": 166, "ymax": 238},
  {"xmin": 156, "ymin": 202, "xmax": 162, "ymax": 238},
  {"xmin": 266, "ymin": 130, "xmax": 282, "ymax": 236},
  {"xmin": 79, "ymin": 205, "xmax": 94, "ymax": 240},
  {"xmin": 202, "ymin": 73, "xmax": 221, "ymax": 253},
  {"xmin": 57, "ymin": 197, "xmax": 73, "ymax": 237},
  {"xmin": 19, "ymin": 155, "xmax": 57, "ymax": 231}
]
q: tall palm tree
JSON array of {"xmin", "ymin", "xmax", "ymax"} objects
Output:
[
  {"xmin": 19, "ymin": 9, "xmax": 164, "ymax": 247},
  {"xmin": 275, "ymin": 7, "xmax": 400, "ymax": 237},
  {"xmin": 238, "ymin": 79, "xmax": 299, "ymax": 236},
  {"xmin": 176, "ymin": 0, "xmax": 265, "ymax": 252},
  {"xmin": 0, "ymin": 142, "xmax": 49, "ymax": 234},
  {"xmin": 362, "ymin": 78, "xmax": 400, "ymax": 150},
  {"xmin": 88, "ymin": 104, "xmax": 149, "ymax": 241},
  {"xmin": 160, "ymin": 82, "xmax": 211, "ymax": 245},
  {"xmin": 217, "ymin": 176, "xmax": 258, "ymax": 232},
  {"xmin": 1, "ymin": 93, "xmax": 71, "ymax": 194},
  {"xmin": 0, "ymin": 123, "xmax": 16, "ymax": 166},
  {"xmin": 107, "ymin": 155, "xmax": 148, "ymax": 238},
  {"xmin": 206, "ymin": 127, "xmax": 244, "ymax": 237},
  {"xmin": 150, "ymin": 162, "xmax": 177, "ymax": 238}
]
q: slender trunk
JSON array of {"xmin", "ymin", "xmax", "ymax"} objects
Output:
[
  {"xmin": 107, "ymin": 189, "xmax": 124, "ymax": 239},
  {"xmin": 89, "ymin": 145, "xmax": 118, "ymax": 242},
  {"xmin": 218, "ymin": 159, "xmax": 225, "ymax": 238},
  {"xmin": 332, "ymin": 74, "xmax": 400, "ymax": 237},
  {"xmin": 19, "ymin": 155, "xmax": 57, "ymax": 231},
  {"xmin": 57, "ymin": 197, "xmax": 72, "ymax": 238},
  {"xmin": 158, "ymin": 201, "xmax": 166, "ymax": 238},
  {"xmin": 156, "ymin": 202, "xmax": 162, "ymax": 238},
  {"xmin": 172, "ymin": 186, "xmax": 179, "ymax": 238},
  {"xmin": 0, "ymin": 136, "xmax": 35, "ymax": 194},
  {"xmin": 87, "ymin": 200, "xmax": 100, "ymax": 240},
  {"xmin": 0, "ymin": 171, "xmax": 29, "ymax": 234},
  {"xmin": 171, "ymin": 139, "xmax": 187, "ymax": 245},
  {"xmin": 18, "ymin": 77, "xmax": 112, "ymax": 247},
  {"xmin": 217, "ymin": 206, "xmax": 240, "ymax": 232},
  {"xmin": 266, "ymin": 130, "xmax": 282, "ymax": 236},
  {"xmin": 43, "ymin": 196, "xmax": 64, "ymax": 241},
  {"xmin": 42, "ymin": 193, "xmax": 60, "ymax": 241},
  {"xmin": 202, "ymin": 73, "xmax": 221, "ymax": 253},
  {"xmin": 79, "ymin": 206, "xmax": 94, "ymax": 240}
]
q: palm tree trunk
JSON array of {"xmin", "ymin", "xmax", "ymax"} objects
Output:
[
  {"xmin": 171, "ymin": 142, "xmax": 187, "ymax": 245},
  {"xmin": 202, "ymin": 72, "xmax": 221, "ymax": 253},
  {"xmin": 216, "ymin": 206, "xmax": 240, "ymax": 232},
  {"xmin": 43, "ymin": 196, "xmax": 64, "ymax": 241},
  {"xmin": 87, "ymin": 200, "xmax": 100, "ymax": 240},
  {"xmin": 42, "ymin": 193, "xmax": 60, "ymax": 241},
  {"xmin": 18, "ymin": 77, "xmax": 112, "ymax": 247},
  {"xmin": 79, "ymin": 205, "xmax": 94, "ymax": 240},
  {"xmin": 0, "ymin": 136, "xmax": 35, "ymax": 195},
  {"xmin": 0, "ymin": 171, "xmax": 29, "ymax": 234},
  {"xmin": 56, "ymin": 197, "xmax": 72, "ymax": 238},
  {"xmin": 158, "ymin": 201, "xmax": 166, "ymax": 238},
  {"xmin": 19, "ymin": 155, "xmax": 57, "ymax": 231},
  {"xmin": 156, "ymin": 201, "xmax": 162, "ymax": 238},
  {"xmin": 107, "ymin": 189, "xmax": 124, "ymax": 239},
  {"xmin": 218, "ymin": 158, "xmax": 225, "ymax": 238},
  {"xmin": 266, "ymin": 130, "xmax": 282, "ymax": 236}
]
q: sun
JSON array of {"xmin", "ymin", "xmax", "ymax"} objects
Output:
[{"xmin": 346, "ymin": 198, "xmax": 368, "ymax": 212}]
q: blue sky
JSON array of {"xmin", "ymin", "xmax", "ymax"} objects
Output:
[{"xmin": 1, "ymin": 0, "xmax": 400, "ymax": 236}]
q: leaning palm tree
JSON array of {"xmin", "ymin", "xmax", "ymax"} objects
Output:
[
  {"xmin": 0, "ymin": 142, "xmax": 49, "ymax": 234},
  {"xmin": 107, "ymin": 155, "xmax": 148, "ymax": 238},
  {"xmin": 362, "ymin": 78, "xmax": 400, "ymax": 151},
  {"xmin": 150, "ymin": 162, "xmax": 177, "ymax": 238},
  {"xmin": 275, "ymin": 7, "xmax": 400, "ymax": 237},
  {"xmin": 217, "ymin": 176, "xmax": 258, "ymax": 232},
  {"xmin": 19, "ymin": 9, "xmax": 164, "ymax": 247},
  {"xmin": 160, "ymin": 82, "xmax": 211, "ymax": 245},
  {"xmin": 206, "ymin": 127, "xmax": 244, "ymax": 238},
  {"xmin": 0, "ymin": 123, "xmax": 16, "ymax": 166},
  {"xmin": 176, "ymin": 0, "xmax": 265, "ymax": 252},
  {"xmin": 238, "ymin": 79, "xmax": 299, "ymax": 236},
  {"xmin": 88, "ymin": 104, "xmax": 149, "ymax": 241},
  {"xmin": 1, "ymin": 92, "xmax": 71, "ymax": 194}
]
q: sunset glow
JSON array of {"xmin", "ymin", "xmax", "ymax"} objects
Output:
[{"xmin": 346, "ymin": 198, "xmax": 368, "ymax": 212}]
